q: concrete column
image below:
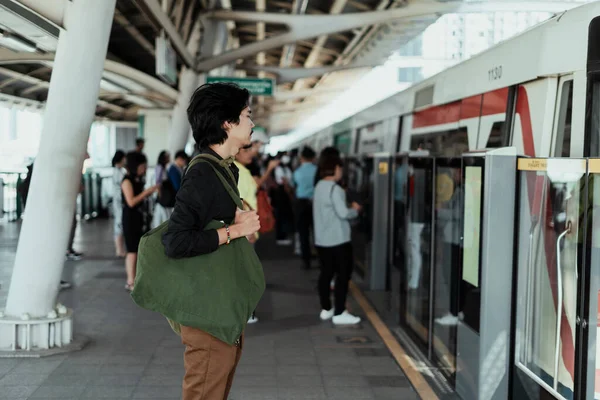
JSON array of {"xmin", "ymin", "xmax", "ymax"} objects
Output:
[
  {"xmin": 5, "ymin": 0, "xmax": 116, "ymax": 319},
  {"xmin": 167, "ymin": 67, "xmax": 199, "ymax": 155}
]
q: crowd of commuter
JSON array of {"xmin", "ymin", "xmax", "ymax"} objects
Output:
[{"xmin": 106, "ymin": 132, "xmax": 363, "ymax": 328}]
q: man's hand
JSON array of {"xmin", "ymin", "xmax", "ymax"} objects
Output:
[
  {"xmin": 233, "ymin": 209, "xmax": 260, "ymax": 238},
  {"xmin": 235, "ymin": 208, "xmax": 256, "ymax": 224}
]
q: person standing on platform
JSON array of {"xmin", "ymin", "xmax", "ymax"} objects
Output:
[
  {"xmin": 272, "ymin": 153, "xmax": 295, "ymax": 245},
  {"xmin": 134, "ymin": 138, "xmax": 145, "ymax": 154},
  {"xmin": 122, "ymin": 152, "xmax": 159, "ymax": 292},
  {"xmin": 293, "ymin": 146, "xmax": 317, "ymax": 269},
  {"xmin": 152, "ymin": 151, "xmax": 173, "ymax": 229},
  {"xmin": 313, "ymin": 151, "xmax": 362, "ymax": 325},
  {"xmin": 111, "ymin": 150, "xmax": 127, "ymax": 258},
  {"xmin": 234, "ymin": 134, "xmax": 279, "ymax": 325},
  {"xmin": 162, "ymin": 83, "xmax": 261, "ymax": 400},
  {"xmin": 167, "ymin": 150, "xmax": 190, "ymax": 192}
]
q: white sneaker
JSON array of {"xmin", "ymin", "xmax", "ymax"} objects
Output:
[
  {"xmin": 247, "ymin": 315, "xmax": 259, "ymax": 324},
  {"xmin": 435, "ymin": 313, "xmax": 459, "ymax": 326},
  {"xmin": 332, "ymin": 311, "xmax": 361, "ymax": 325},
  {"xmin": 319, "ymin": 309, "xmax": 334, "ymax": 320}
]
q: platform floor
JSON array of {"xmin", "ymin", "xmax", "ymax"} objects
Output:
[{"xmin": 0, "ymin": 218, "xmax": 421, "ymax": 400}]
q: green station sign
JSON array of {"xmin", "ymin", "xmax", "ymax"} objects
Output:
[{"xmin": 206, "ymin": 76, "xmax": 275, "ymax": 96}]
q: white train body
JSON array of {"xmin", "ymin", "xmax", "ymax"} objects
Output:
[{"xmin": 285, "ymin": 2, "xmax": 600, "ymax": 397}]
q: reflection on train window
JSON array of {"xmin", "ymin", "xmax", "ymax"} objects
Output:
[
  {"xmin": 554, "ymin": 80, "xmax": 573, "ymax": 157},
  {"xmin": 486, "ymin": 121, "xmax": 506, "ymax": 148},
  {"xmin": 410, "ymin": 128, "xmax": 469, "ymax": 156},
  {"xmin": 589, "ymin": 81, "xmax": 600, "ymax": 157},
  {"xmin": 334, "ymin": 131, "xmax": 352, "ymax": 155}
]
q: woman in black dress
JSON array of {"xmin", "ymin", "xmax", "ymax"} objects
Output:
[{"xmin": 122, "ymin": 152, "xmax": 159, "ymax": 291}]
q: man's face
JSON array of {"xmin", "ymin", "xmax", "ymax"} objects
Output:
[{"xmin": 227, "ymin": 107, "xmax": 255, "ymax": 149}]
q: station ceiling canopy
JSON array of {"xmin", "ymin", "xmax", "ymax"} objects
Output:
[{"xmin": 0, "ymin": 0, "xmax": 460, "ymax": 134}]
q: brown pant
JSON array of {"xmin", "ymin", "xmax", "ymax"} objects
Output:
[{"xmin": 180, "ymin": 326, "xmax": 243, "ymax": 400}]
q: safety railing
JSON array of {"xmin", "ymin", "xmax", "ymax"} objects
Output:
[
  {"xmin": 0, "ymin": 171, "xmax": 26, "ymax": 222},
  {"xmin": 0, "ymin": 170, "xmax": 113, "ymax": 222}
]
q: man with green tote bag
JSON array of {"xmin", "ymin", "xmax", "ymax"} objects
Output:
[{"xmin": 132, "ymin": 83, "xmax": 263, "ymax": 400}]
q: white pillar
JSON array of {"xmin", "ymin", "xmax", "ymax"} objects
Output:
[
  {"xmin": 139, "ymin": 109, "xmax": 172, "ymax": 167},
  {"xmin": 5, "ymin": 0, "xmax": 116, "ymax": 320},
  {"xmin": 167, "ymin": 68, "xmax": 200, "ymax": 155}
]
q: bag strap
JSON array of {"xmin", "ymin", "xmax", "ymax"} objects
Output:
[{"xmin": 186, "ymin": 154, "xmax": 243, "ymax": 210}]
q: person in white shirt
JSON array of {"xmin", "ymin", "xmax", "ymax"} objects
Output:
[{"xmin": 112, "ymin": 150, "xmax": 127, "ymax": 257}]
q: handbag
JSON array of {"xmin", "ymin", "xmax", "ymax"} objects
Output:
[{"xmin": 131, "ymin": 154, "xmax": 265, "ymax": 345}]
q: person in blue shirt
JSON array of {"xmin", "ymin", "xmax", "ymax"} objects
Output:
[
  {"xmin": 293, "ymin": 146, "xmax": 317, "ymax": 269},
  {"xmin": 167, "ymin": 150, "xmax": 189, "ymax": 192}
]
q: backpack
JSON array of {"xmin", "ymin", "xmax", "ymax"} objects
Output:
[
  {"xmin": 257, "ymin": 189, "xmax": 275, "ymax": 234},
  {"xmin": 157, "ymin": 178, "xmax": 177, "ymax": 207}
]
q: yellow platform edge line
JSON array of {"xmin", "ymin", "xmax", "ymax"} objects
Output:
[{"xmin": 349, "ymin": 282, "xmax": 439, "ymax": 400}]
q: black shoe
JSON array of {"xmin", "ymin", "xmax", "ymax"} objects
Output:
[
  {"xmin": 66, "ymin": 250, "xmax": 83, "ymax": 261},
  {"xmin": 60, "ymin": 280, "xmax": 72, "ymax": 290}
]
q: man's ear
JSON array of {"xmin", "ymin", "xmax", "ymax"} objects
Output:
[{"xmin": 222, "ymin": 120, "xmax": 233, "ymax": 131}]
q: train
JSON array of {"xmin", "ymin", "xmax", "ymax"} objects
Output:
[{"xmin": 281, "ymin": 2, "xmax": 600, "ymax": 399}]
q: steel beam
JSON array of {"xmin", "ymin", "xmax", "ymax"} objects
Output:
[
  {"xmin": 460, "ymin": 1, "xmax": 584, "ymax": 14},
  {"xmin": 198, "ymin": 0, "xmax": 460, "ymax": 71},
  {"xmin": 273, "ymin": 86, "xmax": 347, "ymax": 101},
  {"xmin": 241, "ymin": 62, "xmax": 378, "ymax": 83},
  {"xmin": 0, "ymin": 51, "xmax": 179, "ymax": 101},
  {"xmin": 142, "ymin": 0, "xmax": 195, "ymax": 67},
  {"xmin": 114, "ymin": 9, "xmax": 156, "ymax": 56}
]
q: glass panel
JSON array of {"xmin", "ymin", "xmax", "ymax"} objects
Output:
[
  {"xmin": 554, "ymin": 80, "xmax": 573, "ymax": 158},
  {"xmin": 401, "ymin": 156, "xmax": 434, "ymax": 349},
  {"xmin": 432, "ymin": 158, "xmax": 462, "ymax": 380},
  {"xmin": 586, "ymin": 162, "xmax": 600, "ymax": 400},
  {"xmin": 346, "ymin": 157, "xmax": 374, "ymax": 277},
  {"xmin": 334, "ymin": 131, "xmax": 352, "ymax": 155},
  {"xmin": 513, "ymin": 158, "xmax": 586, "ymax": 400},
  {"xmin": 410, "ymin": 128, "xmax": 468, "ymax": 157},
  {"xmin": 588, "ymin": 81, "xmax": 600, "ymax": 157},
  {"xmin": 460, "ymin": 158, "xmax": 484, "ymax": 333},
  {"xmin": 486, "ymin": 121, "xmax": 506, "ymax": 148}
]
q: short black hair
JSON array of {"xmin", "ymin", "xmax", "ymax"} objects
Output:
[
  {"xmin": 187, "ymin": 83, "xmax": 251, "ymax": 149},
  {"xmin": 125, "ymin": 151, "xmax": 147, "ymax": 177},
  {"xmin": 301, "ymin": 146, "xmax": 316, "ymax": 160},
  {"xmin": 135, "ymin": 138, "xmax": 145, "ymax": 146},
  {"xmin": 174, "ymin": 150, "xmax": 188, "ymax": 160},
  {"xmin": 318, "ymin": 151, "xmax": 343, "ymax": 179},
  {"xmin": 157, "ymin": 150, "xmax": 170, "ymax": 167},
  {"xmin": 112, "ymin": 150, "xmax": 126, "ymax": 167},
  {"xmin": 315, "ymin": 146, "xmax": 341, "ymax": 184}
]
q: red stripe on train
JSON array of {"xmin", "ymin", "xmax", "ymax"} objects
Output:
[{"xmin": 412, "ymin": 88, "xmax": 509, "ymax": 128}]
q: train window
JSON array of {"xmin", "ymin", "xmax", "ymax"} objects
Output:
[
  {"xmin": 554, "ymin": 80, "xmax": 573, "ymax": 157},
  {"xmin": 485, "ymin": 121, "xmax": 505, "ymax": 148},
  {"xmin": 410, "ymin": 128, "xmax": 468, "ymax": 156},
  {"xmin": 589, "ymin": 81, "xmax": 600, "ymax": 157}
]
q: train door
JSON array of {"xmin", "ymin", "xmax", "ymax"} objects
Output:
[
  {"xmin": 399, "ymin": 154, "xmax": 435, "ymax": 354},
  {"xmin": 512, "ymin": 157, "xmax": 587, "ymax": 400}
]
